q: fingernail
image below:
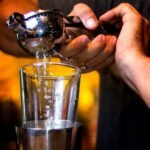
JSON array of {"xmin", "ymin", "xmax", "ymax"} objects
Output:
[
  {"xmin": 100, "ymin": 35, "xmax": 105, "ymax": 42},
  {"xmin": 111, "ymin": 36, "xmax": 117, "ymax": 45},
  {"xmin": 81, "ymin": 36, "xmax": 89, "ymax": 45},
  {"xmin": 86, "ymin": 18, "xmax": 97, "ymax": 28}
]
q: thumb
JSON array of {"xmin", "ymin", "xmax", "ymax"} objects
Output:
[{"xmin": 69, "ymin": 3, "xmax": 98, "ymax": 30}]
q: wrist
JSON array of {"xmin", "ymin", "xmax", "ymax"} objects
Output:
[{"xmin": 115, "ymin": 49, "xmax": 145, "ymax": 88}]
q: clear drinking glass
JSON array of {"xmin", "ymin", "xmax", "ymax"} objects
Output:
[
  {"xmin": 18, "ymin": 62, "xmax": 82, "ymax": 150},
  {"xmin": 20, "ymin": 62, "xmax": 81, "ymax": 127}
]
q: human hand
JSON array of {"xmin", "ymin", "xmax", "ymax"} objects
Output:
[
  {"xmin": 99, "ymin": 3, "xmax": 149, "ymax": 77},
  {"xmin": 59, "ymin": 3, "xmax": 117, "ymax": 72},
  {"xmin": 99, "ymin": 3, "xmax": 150, "ymax": 91}
]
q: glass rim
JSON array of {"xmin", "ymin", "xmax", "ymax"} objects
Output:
[{"xmin": 20, "ymin": 62, "xmax": 81, "ymax": 78}]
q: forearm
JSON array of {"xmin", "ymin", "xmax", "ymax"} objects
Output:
[
  {"xmin": 119, "ymin": 52, "xmax": 150, "ymax": 108},
  {"xmin": 0, "ymin": 0, "xmax": 38, "ymax": 56}
]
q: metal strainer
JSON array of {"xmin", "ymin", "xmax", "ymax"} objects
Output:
[{"xmin": 6, "ymin": 9, "xmax": 120, "ymax": 57}]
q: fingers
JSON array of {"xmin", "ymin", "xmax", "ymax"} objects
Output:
[
  {"xmin": 59, "ymin": 35, "xmax": 90, "ymax": 58},
  {"xmin": 60, "ymin": 34, "xmax": 117, "ymax": 73},
  {"xmin": 69, "ymin": 3, "xmax": 98, "ymax": 30},
  {"xmin": 81, "ymin": 35, "xmax": 116, "ymax": 73},
  {"xmin": 80, "ymin": 54, "xmax": 115, "ymax": 73},
  {"xmin": 99, "ymin": 3, "xmax": 139, "ymax": 22},
  {"xmin": 84, "ymin": 36, "xmax": 116, "ymax": 68},
  {"xmin": 71, "ymin": 34, "xmax": 106, "ymax": 62},
  {"xmin": 99, "ymin": 3, "xmax": 146, "ymax": 53}
]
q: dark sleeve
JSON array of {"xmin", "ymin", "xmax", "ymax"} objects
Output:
[
  {"xmin": 39, "ymin": 0, "xmax": 150, "ymax": 19},
  {"xmin": 38, "ymin": 0, "xmax": 110, "ymax": 16}
]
